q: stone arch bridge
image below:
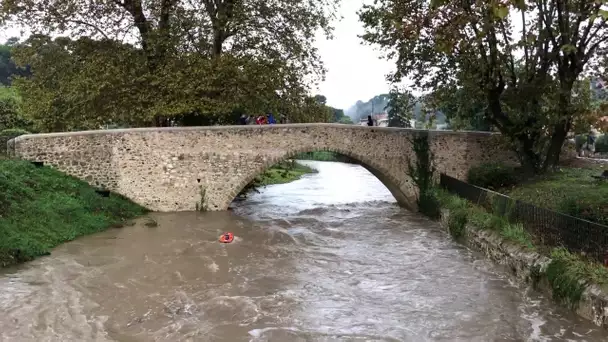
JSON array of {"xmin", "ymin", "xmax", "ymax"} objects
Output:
[{"xmin": 8, "ymin": 124, "xmax": 516, "ymax": 212}]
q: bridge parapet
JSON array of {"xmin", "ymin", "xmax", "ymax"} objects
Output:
[{"xmin": 9, "ymin": 124, "xmax": 517, "ymax": 211}]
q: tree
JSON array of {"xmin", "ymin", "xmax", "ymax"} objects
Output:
[
  {"xmin": 0, "ymin": 87, "xmax": 30, "ymax": 130},
  {"xmin": 429, "ymin": 84, "xmax": 492, "ymax": 131},
  {"xmin": 360, "ymin": 0, "xmax": 608, "ymax": 174},
  {"xmin": 345, "ymin": 94, "xmax": 390, "ymax": 122},
  {"xmin": 385, "ymin": 86, "xmax": 416, "ymax": 127},
  {"xmin": 1, "ymin": 0, "xmax": 339, "ymax": 129},
  {"xmin": 338, "ymin": 116, "xmax": 354, "ymax": 124},
  {"xmin": 0, "ymin": 39, "xmax": 30, "ymax": 85}
]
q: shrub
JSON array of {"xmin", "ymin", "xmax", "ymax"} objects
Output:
[
  {"xmin": 448, "ymin": 208, "xmax": 468, "ymax": 239},
  {"xmin": 0, "ymin": 128, "xmax": 30, "ymax": 156},
  {"xmin": 467, "ymin": 162, "xmax": 519, "ymax": 190},
  {"xmin": 500, "ymin": 223, "xmax": 534, "ymax": 249},
  {"xmin": 558, "ymin": 194, "xmax": 608, "ymax": 226},
  {"xmin": 418, "ymin": 190, "xmax": 441, "ymax": 219},
  {"xmin": 596, "ymin": 135, "xmax": 608, "ymax": 153},
  {"xmin": 546, "ymin": 248, "xmax": 588, "ymax": 308},
  {"xmin": 574, "ymin": 134, "xmax": 587, "ymax": 150}
]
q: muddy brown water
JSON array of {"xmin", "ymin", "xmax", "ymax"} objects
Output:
[{"xmin": 0, "ymin": 161, "xmax": 606, "ymax": 341}]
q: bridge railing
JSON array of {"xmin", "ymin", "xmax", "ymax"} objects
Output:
[{"xmin": 439, "ymin": 173, "xmax": 608, "ymax": 263}]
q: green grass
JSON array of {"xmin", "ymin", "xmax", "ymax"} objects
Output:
[
  {"xmin": 237, "ymin": 161, "xmax": 317, "ymax": 197},
  {"xmin": 0, "ymin": 159, "xmax": 147, "ymax": 267},
  {"xmin": 434, "ymin": 187, "xmax": 608, "ymax": 307},
  {"xmin": 434, "ymin": 188, "xmax": 536, "ymax": 250},
  {"xmin": 546, "ymin": 247, "xmax": 608, "ymax": 308},
  {"xmin": 293, "ymin": 151, "xmax": 357, "ymax": 164},
  {"xmin": 505, "ymin": 166, "xmax": 608, "ymax": 225},
  {"xmin": 253, "ymin": 161, "xmax": 317, "ymax": 186}
]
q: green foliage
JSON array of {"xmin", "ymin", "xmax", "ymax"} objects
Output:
[
  {"xmin": 359, "ymin": 0, "xmax": 608, "ymax": 173},
  {"xmin": 447, "ymin": 208, "xmax": 468, "ymax": 239},
  {"xmin": 0, "ymin": 159, "xmax": 147, "ymax": 267},
  {"xmin": 500, "ymin": 223, "xmax": 534, "ymax": 250},
  {"xmin": 436, "ymin": 187, "xmax": 535, "ymax": 249},
  {"xmin": 428, "ymin": 85, "xmax": 492, "ymax": 131},
  {"xmin": 575, "ymin": 134, "xmax": 607, "ymax": 153},
  {"xmin": 596, "ymin": 135, "xmax": 608, "ymax": 153},
  {"xmin": 544, "ymin": 248, "xmax": 607, "ymax": 308},
  {"xmin": 0, "ymin": 41, "xmax": 30, "ymax": 86},
  {"xmin": 507, "ymin": 167, "xmax": 608, "ymax": 225},
  {"xmin": 467, "ymin": 162, "xmax": 519, "ymax": 190},
  {"xmin": 418, "ymin": 190, "xmax": 441, "ymax": 219},
  {"xmin": 0, "ymin": 128, "xmax": 29, "ymax": 156},
  {"xmin": 1, "ymin": 0, "xmax": 340, "ymax": 131},
  {"xmin": 293, "ymin": 151, "xmax": 356, "ymax": 164},
  {"xmin": 0, "ymin": 86, "xmax": 31, "ymax": 131},
  {"xmin": 386, "ymin": 86, "xmax": 416, "ymax": 127},
  {"xmin": 407, "ymin": 133, "xmax": 435, "ymax": 192},
  {"xmin": 237, "ymin": 161, "xmax": 317, "ymax": 198},
  {"xmin": 406, "ymin": 133, "xmax": 442, "ymax": 218}
]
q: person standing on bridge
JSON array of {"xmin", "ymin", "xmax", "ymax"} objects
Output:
[
  {"xmin": 267, "ymin": 113, "xmax": 276, "ymax": 124},
  {"xmin": 367, "ymin": 115, "xmax": 374, "ymax": 126}
]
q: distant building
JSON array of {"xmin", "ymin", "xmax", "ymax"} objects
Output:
[
  {"xmin": 360, "ymin": 113, "xmax": 388, "ymax": 126},
  {"xmin": 373, "ymin": 113, "xmax": 389, "ymax": 127}
]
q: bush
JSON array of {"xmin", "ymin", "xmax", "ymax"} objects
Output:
[
  {"xmin": 546, "ymin": 248, "xmax": 588, "ymax": 308},
  {"xmin": 418, "ymin": 190, "xmax": 441, "ymax": 219},
  {"xmin": 574, "ymin": 134, "xmax": 587, "ymax": 150},
  {"xmin": 467, "ymin": 162, "xmax": 519, "ymax": 190},
  {"xmin": 448, "ymin": 208, "xmax": 468, "ymax": 239},
  {"xmin": 596, "ymin": 135, "xmax": 608, "ymax": 153},
  {"xmin": 0, "ymin": 128, "xmax": 30, "ymax": 156},
  {"xmin": 558, "ymin": 194, "xmax": 608, "ymax": 226}
]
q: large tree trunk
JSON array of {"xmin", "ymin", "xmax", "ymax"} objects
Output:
[
  {"xmin": 543, "ymin": 121, "xmax": 570, "ymax": 171},
  {"xmin": 543, "ymin": 77, "xmax": 575, "ymax": 171}
]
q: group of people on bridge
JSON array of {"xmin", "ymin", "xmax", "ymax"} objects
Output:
[{"xmin": 239, "ymin": 113, "xmax": 288, "ymax": 125}]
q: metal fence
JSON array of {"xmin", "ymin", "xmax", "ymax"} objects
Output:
[{"xmin": 439, "ymin": 173, "xmax": 608, "ymax": 263}]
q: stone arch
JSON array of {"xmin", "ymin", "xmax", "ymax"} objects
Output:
[{"xmin": 221, "ymin": 145, "xmax": 416, "ymax": 211}]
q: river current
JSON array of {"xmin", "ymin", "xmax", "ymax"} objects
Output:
[{"xmin": 0, "ymin": 160, "xmax": 606, "ymax": 341}]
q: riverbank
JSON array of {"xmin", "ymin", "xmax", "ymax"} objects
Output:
[
  {"xmin": 294, "ymin": 151, "xmax": 358, "ymax": 164},
  {"xmin": 505, "ymin": 166, "xmax": 608, "ymax": 225},
  {"xmin": 467, "ymin": 162, "xmax": 607, "ymax": 225},
  {"xmin": 255, "ymin": 160, "xmax": 317, "ymax": 186},
  {"xmin": 432, "ymin": 188, "xmax": 608, "ymax": 328},
  {"xmin": 237, "ymin": 160, "xmax": 317, "ymax": 197},
  {"xmin": 0, "ymin": 159, "xmax": 147, "ymax": 267}
]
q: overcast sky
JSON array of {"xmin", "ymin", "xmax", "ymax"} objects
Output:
[
  {"xmin": 0, "ymin": 0, "xmax": 394, "ymax": 111},
  {"xmin": 314, "ymin": 0, "xmax": 395, "ymax": 110}
]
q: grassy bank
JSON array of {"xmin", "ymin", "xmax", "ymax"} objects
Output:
[
  {"xmin": 434, "ymin": 188, "xmax": 536, "ymax": 249},
  {"xmin": 237, "ymin": 160, "xmax": 317, "ymax": 197},
  {"xmin": 0, "ymin": 159, "xmax": 147, "ymax": 267},
  {"xmin": 254, "ymin": 160, "xmax": 317, "ymax": 186},
  {"xmin": 433, "ymin": 187, "xmax": 608, "ymax": 307},
  {"xmin": 466, "ymin": 162, "xmax": 608, "ymax": 225},
  {"xmin": 293, "ymin": 151, "xmax": 357, "ymax": 164},
  {"xmin": 505, "ymin": 166, "xmax": 608, "ymax": 225}
]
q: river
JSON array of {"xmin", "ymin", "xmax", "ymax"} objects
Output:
[{"xmin": 0, "ymin": 160, "xmax": 606, "ymax": 341}]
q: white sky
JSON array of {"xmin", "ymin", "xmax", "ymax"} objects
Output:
[
  {"xmin": 314, "ymin": 0, "xmax": 395, "ymax": 110},
  {"xmin": 0, "ymin": 0, "xmax": 395, "ymax": 110}
]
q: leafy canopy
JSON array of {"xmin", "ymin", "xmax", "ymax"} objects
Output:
[
  {"xmin": 360, "ymin": 0, "xmax": 608, "ymax": 173},
  {"xmin": 1, "ymin": 0, "xmax": 341, "ymax": 131}
]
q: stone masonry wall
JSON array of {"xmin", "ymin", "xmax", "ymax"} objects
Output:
[{"xmin": 9, "ymin": 124, "xmax": 518, "ymax": 212}]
